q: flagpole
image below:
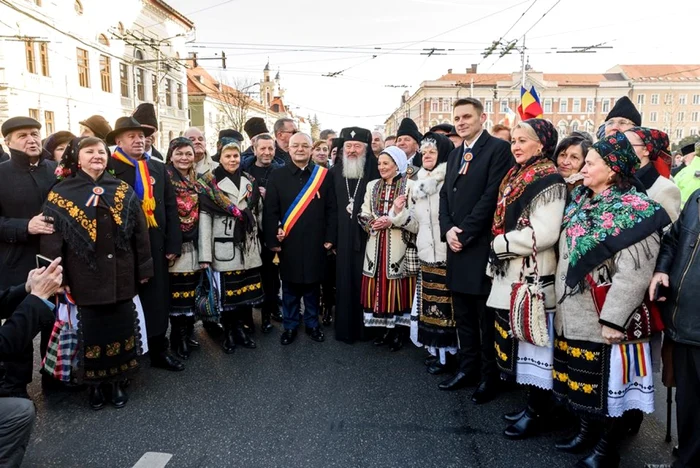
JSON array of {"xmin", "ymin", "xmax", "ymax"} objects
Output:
[{"xmin": 521, "ymin": 34, "xmax": 527, "ymax": 90}]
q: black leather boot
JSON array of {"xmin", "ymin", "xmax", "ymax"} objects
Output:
[
  {"xmin": 389, "ymin": 327, "xmax": 404, "ymax": 352},
  {"xmin": 89, "ymin": 384, "xmax": 106, "ymax": 410},
  {"xmin": 556, "ymin": 415, "xmax": 602, "ymax": 454},
  {"xmin": 575, "ymin": 418, "xmax": 622, "ymax": 468},
  {"xmin": 322, "ymin": 305, "xmax": 333, "ymax": 326},
  {"xmin": 374, "ymin": 328, "xmax": 393, "ymax": 346},
  {"xmin": 185, "ymin": 316, "xmax": 200, "ymax": 348},
  {"xmin": 504, "ymin": 387, "xmax": 552, "ymax": 439},
  {"xmin": 170, "ymin": 316, "xmax": 190, "ymax": 360},
  {"xmin": 261, "ymin": 308, "xmax": 274, "ymax": 334},
  {"xmin": 110, "ymin": 381, "xmax": 128, "ymax": 409},
  {"xmin": 234, "ymin": 321, "xmax": 256, "ymax": 349},
  {"xmin": 622, "ymin": 409, "xmax": 643, "ymax": 435},
  {"xmin": 504, "ymin": 407, "xmax": 527, "ymax": 423},
  {"xmin": 222, "ymin": 323, "xmax": 236, "ymax": 354}
]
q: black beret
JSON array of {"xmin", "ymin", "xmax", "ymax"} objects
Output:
[
  {"xmin": 680, "ymin": 143, "xmax": 697, "ymax": 156},
  {"xmin": 429, "ymin": 123, "xmax": 455, "ymax": 134},
  {"xmin": 218, "ymin": 129, "xmax": 243, "ymax": 142},
  {"xmin": 1, "ymin": 116, "xmax": 41, "ymax": 137}
]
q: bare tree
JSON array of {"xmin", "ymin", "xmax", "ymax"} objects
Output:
[{"xmin": 212, "ymin": 75, "xmax": 257, "ymax": 133}]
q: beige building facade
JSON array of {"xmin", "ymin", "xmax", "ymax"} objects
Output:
[{"xmin": 385, "ymin": 65, "xmax": 700, "ymax": 144}]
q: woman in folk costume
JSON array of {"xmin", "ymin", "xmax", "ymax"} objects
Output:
[
  {"xmin": 165, "ymin": 138, "xmax": 202, "ymax": 360},
  {"xmin": 487, "ymin": 119, "xmax": 567, "ymax": 439},
  {"xmin": 198, "ymin": 140, "xmax": 264, "ymax": 354},
  {"xmin": 553, "ymin": 132, "xmax": 670, "ymax": 468},
  {"xmin": 407, "ymin": 132, "xmax": 459, "ymax": 374},
  {"xmin": 555, "ymin": 132, "xmax": 592, "ymax": 194},
  {"xmin": 359, "ymin": 146, "xmax": 418, "ymax": 351},
  {"xmin": 42, "ymin": 137, "xmax": 153, "ymax": 410},
  {"xmin": 624, "ymin": 127, "xmax": 681, "ymax": 222}
]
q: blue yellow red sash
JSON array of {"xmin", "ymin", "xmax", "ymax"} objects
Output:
[
  {"xmin": 619, "ymin": 342, "xmax": 648, "ymax": 385},
  {"xmin": 112, "ymin": 148, "xmax": 158, "ymax": 227},
  {"xmin": 281, "ymin": 165, "xmax": 327, "ymax": 234}
]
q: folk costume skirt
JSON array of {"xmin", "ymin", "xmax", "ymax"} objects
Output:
[
  {"xmin": 169, "ymin": 271, "xmax": 201, "ymax": 317},
  {"xmin": 552, "ymin": 336, "xmax": 654, "ymax": 417},
  {"xmin": 494, "ymin": 308, "xmax": 555, "ymax": 390},
  {"xmin": 361, "ymin": 231, "xmax": 415, "ymax": 328},
  {"xmin": 213, "ymin": 268, "xmax": 264, "ymax": 312},
  {"xmin": 80, "ymin": 300, "xmax": 141, "ymax": 384},
  {"xmin": 410, "ymin": 263, "xmax": 458, "ymax": 363}
]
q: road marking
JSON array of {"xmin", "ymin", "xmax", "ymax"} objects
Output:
[{"xmin": 132, "ymin": 452, "xmax": 173, "ymax": 468}]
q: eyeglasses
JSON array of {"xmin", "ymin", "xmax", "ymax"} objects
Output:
[{"xmin": 604, "ymin": 118, "xmax": 634, "ymax": 127}]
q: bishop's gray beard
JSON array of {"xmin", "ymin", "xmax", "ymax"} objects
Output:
[{"xmin": 342, "ymin": 153, "xmax": 366, "ymax": 179}]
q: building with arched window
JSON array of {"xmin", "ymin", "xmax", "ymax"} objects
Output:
[{"xmin": 0, "ymin": 0, "xmax": 194, "ymax": 150}]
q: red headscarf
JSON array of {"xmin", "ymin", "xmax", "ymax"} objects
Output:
[{"xmin": 628, "ymin": 127, "xmax": 672, "ymax": 178}]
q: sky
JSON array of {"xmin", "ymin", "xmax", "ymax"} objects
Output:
[{"xmin": 166, "ymin": 0, "xmax": 700, "ymax": 132}]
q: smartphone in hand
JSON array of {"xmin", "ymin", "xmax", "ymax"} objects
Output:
[
  {"xmin": 36, "ymin": 254, "xmax": 57, "ymax": 269},
  {"xmin": 653, "ymin": 282, "xmax": 671, "ymax": 301}
]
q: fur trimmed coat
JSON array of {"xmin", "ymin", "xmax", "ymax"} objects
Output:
[{"xmin": 409, "ymin": 163, "xmax": 447, "ymax": 265}]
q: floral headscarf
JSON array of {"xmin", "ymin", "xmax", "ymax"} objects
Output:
[
  {"xmin": 524, "ymin": 118, "xmax": 558, "ymax": 161},
  {"xmin": 627, "ymin": 126, "xmax": 672, "ymax": 178},
  {"xmin": 591, "ymin": 131, "xmax": 640, "ymax": 176}
]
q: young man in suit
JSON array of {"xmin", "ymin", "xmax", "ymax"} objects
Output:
[{"xmin": 438, "ymin": 98, "xmax": 513, "ymax": 403}]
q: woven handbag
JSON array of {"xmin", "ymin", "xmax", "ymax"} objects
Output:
[
  {"xmin": 195, "ymin": 267, "xmax": 220, "ymax": 323},
  {"xmin": 41, "ymin": 297, "xmax": 78, "ymax": 383},
  {"xmin": 509, "ymin": 227, "xmax": 550, "ymax": 347}
]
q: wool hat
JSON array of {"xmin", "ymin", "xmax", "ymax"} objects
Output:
[
  {"xmin": 396, "ymin": 118, "xmax": 422, "ymax": 144},
  {"xmin": 379, "ymin": 146, "xmax": 408, "ymax": 175},
  {"xmin": 1, "ymin": 116, "xmax": 41, "ymax": 137},
  {"xmin": 106, "ymin": 116, "xmax": 155, "ymax": 145},
  {"xmin": 44, "ymin": 131, "xmax": 76, "ymax": 156},
  {"xmin": 605, "ymin": 96, "xmax": 641, "ymax": 126},
  {"xmin": 218, "ymin": 129, "xmax": 243, "ymax": 142},
  {"xmin": 429, "ymin": 123, "xmax": 455, "ymax": 135},
  {"xmin": 243, "ymin": 117, "xmax": 268, "ymax": 139},
  {"xmin": 592, "ymin": 131, "xmax": 640, "ymax": 177},
  {"xmin": 131, "ymin": 103, "xmax": 158, "ymax": 128},
  {"xmin": 79, "ymin": 115, "xmax": 112, "ymax": 140},
  {"xmin": 340, "ymin": 127, "xmax": 372, "ymax": 146},
  {"xmin": 523, "ymin": 118, "xmax": 559, "ymax": 161},
  {"xmin": 680, "ymin": 143, "xmax": 697, "ymax": 156}
]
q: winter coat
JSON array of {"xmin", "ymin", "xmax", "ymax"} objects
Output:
[
  {"xmin": 410, "ymin": 163, "xmax": 447, "ymax": 264},
  {"xmin": 637, "ymin": 162, "xmax": 681, "ymax": 222},
  {"xmin": 487, "ymin": 184, "xmax": 567, "ymax": 311},
  {"xmin": 363, "ymin": 177, "xmax": 418, "ymax": 280},
  {"xmin": 655, "ymin": 189, "xmax": 700, "ymax": 346},
  {"xmin": 199, "ymin": 172, "xmax": 263, "ymax": 272},
  {"xmin": 0, "ymin": 149, "xmax": 57, "ymax": 290},
  {"xmin": 554, "ymin": 233, "xmax": 660, "ymax": 344},
  {"xmin": 439, "ymin": 132, "xmax": 513, "ymax": 295}
]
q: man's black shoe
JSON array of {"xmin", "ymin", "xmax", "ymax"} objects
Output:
[
  {"xmin": 438, "ymin": 372, "xmax": 478, "ymax": 391},
  {"xmin": 261, "ymin": 319, "xmax": 274, "ymax": 334},
  {"xmin": 280, "ymin": 329, "xmax": 298, "ymax": 345},
  {"xmin": 270, "ymin": 309, "xmax": 283, "ymax": 323},
  {"xmin": 306, "ymin": 327, "xmax": 325, "ymax": 342},
  {"xmin": 151, "ymin": 352, "xmax": 185, "ymax": 372},
  {"xmin": 471, "ymin": 379, "xmax": 500, "ymax": 405}
]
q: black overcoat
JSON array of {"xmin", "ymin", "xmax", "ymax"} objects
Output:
[
  {"xmin": 263, "ymin": 161, "xmax": 336, "ymax": 285},
  {"xmin": 108, "ymin": 156, "xmax": 181, "ymax": 337},
  {"xmin": 0, "ymin": 149, "xmax": 57, "ymax": 289},
  {"xmin": 439, "ymin": 132, "xmax": 512, "ymax": 295}
]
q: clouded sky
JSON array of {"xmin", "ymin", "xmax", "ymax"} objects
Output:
[{"xmin": 167, "ymin": 0, "xmax": 699, "ymax": 132}]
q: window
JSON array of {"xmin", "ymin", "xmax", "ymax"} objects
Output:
[
  {"xmin": 99, "ymin": 55, "xmax": 111, "ymax": 92},
  {"xmin": 676, "ymin": 128, "xmax": 684, "ymax": 140},
  {"xmin": 136, "ymin": 68, "xmax": 145, "ymax": 101},
  {"xmin": 693, "ymin": 94, "xmax": 700, "ymax": 105},
  {"xmin": 679, "ymin": 94, "xmax": 687, "ymax": 105},
  {"xmin": 25, "ymin": 41, "xmax": 36, "ymax": 74},
  {"xmin": 651, "ymin": 94, "xmax": 659, "ymax": 105},
  {"xmin": 664, "ymin": 93, "xmax": 673, "ymax": 105},
  {"xmin": 44, "ymin": 111, "xmax": 54, "ymax": 134},
  {"xmin": 177, "ymin": 83, "xmax": 184, "ymax": 110},
  {"xmin": 431, "ymin": 99, "xmax": 438, "ymax": 112},
  {"xmin": 441, "ymin": 98, "xmax": 451, "ymax": 112},
  {"xmin": 28, "ymin": 108, "xmax": 39, "ymax": 121},
  {"xmin": 650, "ymin": 111, "xmax": 658, "ymax": 122},
  {"xmin": 484, "ymin": 100, "xmax": 493, "ymax": 113},
  {"xmin": 151, "ymin": 74, "xmax": 158, "ymax": 102},
  {"xmin": 602, "ymin": 99, "xmax": 611, "ymax": 113},
  {"xmin": 76, "ymin": 48, "xmax": 90, "ymax": 87},
  {"xmin": 557, "ymin": 120, "xmax": 568, "ymax": 137},
  {"xmin": 543, "ymin": 98, "xmax": 552, "ymax": 113},
  {"xmin": 166, "ymin": 79, "xmax": 173, "ymax": 106},
  {"xmin": 692, "ymin": 111, "xmax": 699, "ymax": 122},
  {"xmin": 39, "ymin": 42, "xmax": 49, "ymax": 76},
  {"xmin": 586, "ymin": 99, "xmax": 594, "ymax": 113},
  {"xmin": 74, "ymin": 0, "xmax": 83, "ymax": 14},
  {"xmin": 572, "ymin": 98, "xmax": 581, "ymax": 113},
  {"xmin": 637, "ymin": 94, "xmax": 645, "ymax": 105},
  {"xmin": 691, "ymin": 128, "xmax": 698, "ymax": 136},
  {"xmin": 678, "ymin": 111, "xmax": 685, "ymax": 122},
  {"xmin": 571, "ymin": 121, "xmax": 579, "ymax": 133},
  {"xmin": 119, "ymin": 62, "xmax": 129, "ymax": 97},
  {"xmin": 559, "ymin": 98, "xmax": 568, "ymax": 113},
  {"xmin": 500, "ymin": 99, "xmax": 509, "ymax": 113}
]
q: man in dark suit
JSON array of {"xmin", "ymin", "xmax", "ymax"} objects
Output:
[
  {"xmin": 438, "ymin": 98, "xmax": 513, "ymax": 403},
  {"xmin": 107, "ymin": 117, "xmax": 183, "ymax": 372}
]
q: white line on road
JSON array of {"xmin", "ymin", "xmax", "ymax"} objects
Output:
[{"xmin": 132, "ymin": 452, "xmax": 173, "ymax": 468}]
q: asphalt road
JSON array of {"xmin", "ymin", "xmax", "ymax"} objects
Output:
[{"xmin": 23, "ymin": 317, "xmax": 678, "ymax": 468}]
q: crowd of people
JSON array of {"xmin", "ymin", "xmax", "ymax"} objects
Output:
[{"xmin": 0, "ymin": 94, "xmax": 699, "ymax": 468}]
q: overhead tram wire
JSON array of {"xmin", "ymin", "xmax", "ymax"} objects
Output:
[{"xmin": 478, "ymin": 0, "xmax": 538, "ymax": 66}]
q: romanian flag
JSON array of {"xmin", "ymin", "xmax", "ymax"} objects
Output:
[
  {"xmin": 517, "ymin": 85, "xmax": 544, "ymax": 120},
  {"xmin": 503, "ymin": 106, "xmax": 517, "ymax": 128}
]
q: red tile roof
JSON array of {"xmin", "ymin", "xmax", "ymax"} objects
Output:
[{"xmin": 617, "ymin": 64, "xmax": 700, "ymax": 81}]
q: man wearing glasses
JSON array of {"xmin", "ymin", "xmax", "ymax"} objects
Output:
[
  {"xmin": 273, "ymin": 118, "xmax": 298, "ymax": 165},
  {"xmin": 603, "ymin": 96, "xmax": 641, "ymax": 137}
]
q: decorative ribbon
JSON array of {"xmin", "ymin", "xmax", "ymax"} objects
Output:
[
  {"xmin": 619, "ymin": 342, "xmax": 648, "ymax": 385},
  {"xmin": 281, "ymin": 165, "xmax": 327, "ymax": 235},
  {"xmin": 112, "ymin": 147, "xmax": 158, "ymax": 227}
]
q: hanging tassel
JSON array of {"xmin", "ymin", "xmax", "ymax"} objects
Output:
[{"xmin": 142, "ymin": 197, "xmax": 158, "ymax": 227}]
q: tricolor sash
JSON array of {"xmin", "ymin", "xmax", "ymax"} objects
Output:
[
  {"xmin": 281, "ymin": 165, "xmax": 328, "ymax": 234},
  {"xmin": 112, "ymin": 148, "xmax": 158, "ymax": 227}
]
